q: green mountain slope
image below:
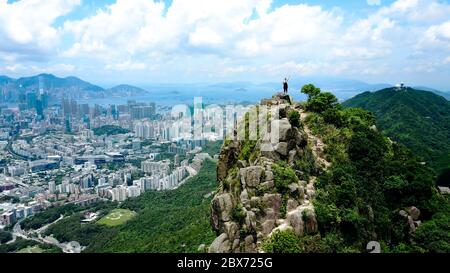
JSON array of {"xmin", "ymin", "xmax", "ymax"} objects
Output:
[
  {"xmin": 343, "ymin": 87, "xmax": 450, "ymax": 174},
  {"xmin": 210, "ymin": 88, "xmax": 450, "ymax": 254},
  {"xmin": 43, "ymin": 159, "xmax": 218, "ymax": 253}
]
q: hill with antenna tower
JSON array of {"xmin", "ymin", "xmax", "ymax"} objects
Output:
[{"xmin": 343, "ymin": 86, "xmax": 450, "ymax": 176}]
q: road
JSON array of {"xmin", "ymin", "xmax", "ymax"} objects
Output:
[
  {"xmin": 5, "ymin": 136, "xmax": 30, "ymax": 161},
  {"xmin": 8, "ymin": 215, "xmax": 80, "ymax": 253}
]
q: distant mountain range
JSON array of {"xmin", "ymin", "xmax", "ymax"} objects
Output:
[
  {"xmin": 106, "ymin": 84, "xmax": 149, "ymax": 97},
  {"xmin": 413, "ymin": 86, "xmax": 450, "ymax": 101},
  {"xmin": 0, "ymin": 74, "xmax": 150, "ymax": 102},
  {"xmin": 2, "ymin": 73, "xmax": 449, "ymax": 104},
  {"xmin": 343, "ymin": 87, "xmax": 450, "ymax": 175}
]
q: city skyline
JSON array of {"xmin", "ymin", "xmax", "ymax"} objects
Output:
[{"xmin": 1, "ymin": 0, "xmax": 450, "ymax": 90}]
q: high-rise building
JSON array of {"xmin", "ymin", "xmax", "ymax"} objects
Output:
[
  {"xmin": 174, "ymin": 154, "xmax": 180, "ymax": 166},
  {"xmin": 48, "ymin": 181, "xmax": 56, "ymax": 194},
  {"xmin": 36, "ymin": 99, "xmax": 44, "ymax": 119},
  {"xmin": 141, "ymin": 160, "xmax": 170, "ymax": 175},
  {"xmin": 8, "ymin": 165, "xmax": 25, "ymax": 177},
  {"xmin": 111, "ymin": 186, "xmax": 128, "ymax": 202},
  {"xmin": 127, "ymin": 186, "xmax": 141, "ymax": 198},
  {"xmin": 65, "ymin": 117, "xmax": 71, "ymax": 133},
  {"xmin": 26, "ymin": 92, "xmax": 37, "ymax": 110}
]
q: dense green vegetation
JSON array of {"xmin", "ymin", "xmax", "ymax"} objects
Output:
[
  {"xmin": 201, "ymin": 141, "xmax": 223, "ymax": 157},
  {"xmin": 263, "ymin": 85, "xmax": 450, "ymax": 253},
  {"xmin": 21, "ymin": 202, "xmax": 114, "ymax": 230},
  {"xmin": 44, "ymin": 212, "xmax": 118, "ymax": 249},
  {"xmin": 343, "ymin": 87, "xmax": 450, "ymax": 175},
  {"xmin": 437, "ymin": 169, "xmax": 450, "ymax": 187},
  {"xmin": 262, "ymin": 230, "xmax": 302, "ymax": 253},
  {"xmin": 0, "ymin": 230, "xmax": 12, "ymax": 244},
  {"xmin": 0, "ymin": 238, "xmax": 61, "ymax": 253},
  {"xmin": 0, "ymin": 195, "xmax": 20, "ymax": 203},
  {"xmin": 21, "ymin": 204, "xmax": 85, "ymax": 230},
  {"xmin": 93, "ymin": 125, "xmax": 130, "ymax": 136},
  {"xmin": 273, "ymin": 162, "xmax": 299, "ymax": 194},
  {"xmin": 288, "ymin": 110, "xmax": 301, "ymax": 128},
  {"xmin": 44, "ymin": 159, "xmax": 218, "ymax": 253}
]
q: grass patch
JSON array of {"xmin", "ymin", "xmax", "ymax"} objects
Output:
[
  {"xmin": 17, "ymin": 246, "xmax": 44, "ymax": 253},
  {"xmin": 97, "ymin": 209, "xmax": 137, "ymax": 227}
]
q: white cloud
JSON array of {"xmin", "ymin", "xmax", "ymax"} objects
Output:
[
  {"xmin": 189, "ymin": 27, "xmax": 223, "ymax": 47},
  {"xmin": 1, "ymin": 0, "xmax": 450, "ymax": 86},
  {"xmin": 425, "ymin": 20, "xmax": 450, "ymax": 45},
  {"xmin": 57, "ymin": 0, "xmax": 450, "ymax": 82},
  {"xmin": 0, "ymin": 0, "xmax": 80, "ymax": 60},
  {"xmin": 105, "ymin": 61, "xmax": 148, "ymax": 71}
]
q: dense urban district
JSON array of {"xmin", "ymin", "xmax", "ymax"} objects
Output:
[{"xmin": 0, "ymin": 87, "xmax": 222, "ymax": 253}]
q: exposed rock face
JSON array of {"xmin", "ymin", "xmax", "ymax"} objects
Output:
[
  {"xmin": 399, "ymin": 207, "xmax": 422, "ymax": 233},
  {"xmin": 209, "ymin": 93, "xmax": 325, "ymax": 253},
  {"xmin": 217, "ymin": 142, "xmax": 240, "ymax": 183},
  {"xmin": 211, "ymin": 193, "xmax": 235, "ymax": 231}
]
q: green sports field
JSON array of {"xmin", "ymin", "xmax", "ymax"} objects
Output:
[{"xmin": 97, "ymin": 209, "xmax": 136, "ymax": 227}]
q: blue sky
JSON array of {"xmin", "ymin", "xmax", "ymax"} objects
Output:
[{"xmin": 1, "ymin": 0, "xmax": 450, "ymax": 90}]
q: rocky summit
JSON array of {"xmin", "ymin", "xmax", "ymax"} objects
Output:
[{"xmin": 209, "ymin": 93, "xmax": 329, "ymax": 253}]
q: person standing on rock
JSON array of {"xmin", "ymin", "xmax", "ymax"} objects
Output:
[{"xmin": 283, "ymin": 77, "xmax": 290, "ymax": 95}]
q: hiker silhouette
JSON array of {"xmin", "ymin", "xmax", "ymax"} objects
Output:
[{"xmin": 283, "ymin": 77, "xmax": 290, "ymax": 94}]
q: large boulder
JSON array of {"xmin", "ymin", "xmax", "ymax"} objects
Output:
[
  {"xmin": 209, "ymin": 233, "xmax": 231, "ymax": 253},
  {"xmin": 261, "ymin": 194, "xmax": 282, "ymax": 219},
  {"xmin": 274, "ymin": 142, "xmax": 289, "ymax": 156},
  {"xmin": 245, "ymin": 210, "xmax": 257, "ymax": 231},
  {"xmin": 287, "ymin": 209, "xmax": 304, "ymax": 236},
  {"xmin": 272, "ymin": 119, "xmax": 292, "ymax": 142},
  {"xmin": 240, "ymin": 189, "xmax": 249, "ymax": 207},
  {"xmin": 211, "ymin": 193, "xmax": 235, "ymax": 230},
  {"xmin": 407, "ymin": 206, "xmax": 421, "ymax": 221},
  {"xmin": 288, "ymin": 150, "xmax": 297, "ymax": 165},
  {"xmin": 269, "ymin": 223, "xmax": 294, "ymax": 237},
  {"xmin": 260, "ymin": 142, "xmax": 281, "ymax": 161},
  {"xmin": 224, "ymin": 221, "xmax": 240, "ymax": 241},
  {"xmin": 262, "ymin": 219, "xmax": 275, "ymax": 236},
  {"xmin": 250, "ymin": 196, "xmax": 261, "ymax": 208},
  {"xmin": 278, "ymin": 104, "xmax": 293, "ymax": 119},
  {"xmin": 217, "ymin": 142, "xmax": 239, "ymax": 182},
  {"xmin": 244, "ymin": 166, "xmax": 265, "ymax": 187},
  {"xmin": 287, "ymin": 199, "xmax": 299, "ymax": 212},
  {"xmin": 244, "ymin": 235, "xmax": 257, "ymax": 253},
  {"xmin": 265, "ymin": 170, "xmax": 274, "ymax": 182},
  {"xmin": 272, "ymin": 93, "xmax": 292, "ymax": 105},
  {"xmin": 299, "ymin": 206, "xmax": 318, "ymax": 234}
]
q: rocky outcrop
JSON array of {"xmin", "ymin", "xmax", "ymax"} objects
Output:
[
  {"xmin": 209, "ymin": 93, "xmax": 326, "ymax": 253},
  {"xmin": 399, "ymin": 206, "xmax": 422, "ymax": 233}
]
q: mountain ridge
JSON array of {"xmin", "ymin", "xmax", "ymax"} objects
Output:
[
  {"xmin": 209, "ymin": 89, "xmax": 450, "ymax": 253},
  {"xmin": 343, "ymin": 87, "xmax": 450, "ymax": 174},
  {"xmin": 0, "ymin": 73, "xmax": 149, "ymax": 101}
]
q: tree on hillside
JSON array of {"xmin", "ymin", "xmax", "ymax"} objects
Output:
[
  {"xmin": 308, "ymin": 92, "xmax": 339, "ymax": 113},
  {"xmin": 301, "ymin": 84, "xmax": 321, "ymax": 101}
]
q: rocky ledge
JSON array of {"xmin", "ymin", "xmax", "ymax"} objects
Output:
[{"xmin": 209, "ymin": 93, "xmax": 327, "ymax": 253}]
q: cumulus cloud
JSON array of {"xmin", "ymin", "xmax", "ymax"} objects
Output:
[
  {"xmin": 425, "ymin": 20, "xmax": 450, "ymax": 46},
  {"xmin": 105, "ymin": 61, "xmax": 148, "ymax": 71},
  {"xmin": 0, "ymin": 0, "xmax": 80, "ymax": 60},
  {"xmin": 1, "ymin": 0, "xmax": 450, "ymax": 86},
  {"xmin": 61, "ymin": 0, "xmax": 343, "ymax": 71}
]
